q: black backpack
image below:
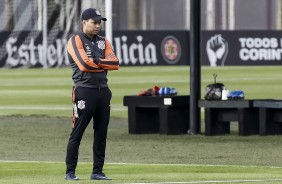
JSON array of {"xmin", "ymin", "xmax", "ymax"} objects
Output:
[{"xmin": 204, "ymin": 74, "xmax": 225, "ymax": 100}]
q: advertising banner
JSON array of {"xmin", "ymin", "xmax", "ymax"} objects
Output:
[
  {"xmin": 112, "ymin": 31, "xmax": 189, "ymax": 66},
  {"xmin": 0, "ymin": 31, "xmax": 68, "ymax": 68},
  {"xmin": 202, "ymin": 31, "xmax": 282, "ymax": 66},
  {"xmin": 0, "ymin": 31, "xmax": 189, "ymax": 68},
  {"xmin": 3, "ymin": 30, "xmax": 282, "ymax": 68}
]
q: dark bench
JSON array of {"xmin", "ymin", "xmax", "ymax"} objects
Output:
[
  {"xmin": 253, "ymin": 100, "xmax": 282, "ymax": 135},
  {"xmin": 123, "ymin": 95, "xmax": 190, "ymax": 135},
  {"xmin": 198, "ymin": 100, "xmax": 259, "ymax": 136}
]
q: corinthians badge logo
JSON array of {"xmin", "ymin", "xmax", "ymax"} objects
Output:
[
  {"xmin": 161, "ymin": 36, "xmax": 181, "ymax": 64},
  {"xmin": 97, "ymin": 40, "xmax": 105, "ymax": 50},
  {"xmin": 77, "ymin": 100, "xmax": 85, "ymax": 110}
]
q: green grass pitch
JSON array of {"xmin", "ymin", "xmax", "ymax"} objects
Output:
[
  {"xmin": 1, "ymin": 66, "xmax": 282, "ymax": 118},
  {"xmin": 1, "ymin": 66, "xmax": 282, "ymax": 183}
]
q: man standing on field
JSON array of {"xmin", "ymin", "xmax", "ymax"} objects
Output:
[{"xmin": 65, "ymin": 8, "xmax": 119, "ymax": 180}]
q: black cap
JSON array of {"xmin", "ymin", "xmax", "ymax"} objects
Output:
[{"xmin": 81, "ymin": 8, "xmax": 107, "ymax": 21}]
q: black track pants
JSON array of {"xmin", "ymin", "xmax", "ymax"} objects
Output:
[{"xmin": 65, "ymin": 86, "xmax": 112, "ymax": 174}]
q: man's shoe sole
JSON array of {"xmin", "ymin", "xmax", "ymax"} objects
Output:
[
  {"xmin": 65, "ymin": 178, "xmax": 79, "ymax": 180},
  {"xmin": 90, "ymin": 174, "xmax": 111, "ymax": 180},
  {"xmin": 65, "ymin": 174, "xmax": 79, "ymax": 180}
]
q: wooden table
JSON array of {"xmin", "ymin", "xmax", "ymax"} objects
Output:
[
  {"xmin": 253, "ymin": 100, "xmax": 282, "ymax": 135},
  {"xmin": 199, "ymin": 100, "xmax": 259, "ymax": 136},
  {"xmin": 123, "ymin": 95, "xmax": 190, "ymax": 134}
]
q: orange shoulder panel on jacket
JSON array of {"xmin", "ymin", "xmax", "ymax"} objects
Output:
[{"xmin": 67, "ymin": 35, "xmax": 104, "ymax": 72}]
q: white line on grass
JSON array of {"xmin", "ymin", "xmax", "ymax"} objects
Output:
[
  {"xmin": 1, "ymin": 76, "xmax": 279, "ymax": 87},
  {"xmin": 108, "ymin": 162, "xmax": 282, "ymax": 169},
  {"xmin": 109, "ymin": 77, "xmax": 282, "ymax": 84},
  {"xmin": 1, "ymin": 161, "xmax": 282, "ymax": 183},
  {"xmin": 0, "ymin": 106, "xmax": 126, "ymax": 111},
  {"xmin": 1, "ymin": 160, "xmax": 282, "ymax": 169},
  {"xmin": 0, "ymin": 106, "xmax": 70, "ymax": 110},
  {"xmin": 124, "ymin": 179, "xmax": 282, "ymax": 184}
]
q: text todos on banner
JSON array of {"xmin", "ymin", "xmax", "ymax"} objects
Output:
[
  {"xmin": 239, "ymin": 37, "xmax": 282, "ymax": 61},
  {"xmin": 202, "ymin": 31, "xmax": 282, "ymax": 66}
]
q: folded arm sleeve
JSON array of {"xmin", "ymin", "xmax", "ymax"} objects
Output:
[
  {"xmin": 67, "ymin": 35, "xmax": 104, "ymax": 72},
  {"xmin": 98, "ymin": 39, "xmax": 119, "ymax": 70}
]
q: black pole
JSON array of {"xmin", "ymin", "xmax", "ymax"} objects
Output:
[{"xmin": 189, "ymin": 0, "xmax": 201, "ymax": 134}]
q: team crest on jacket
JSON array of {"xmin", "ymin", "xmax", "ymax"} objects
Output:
[
  {"xmin": 77, "ymin": 100, "xmax": 85, "ymax": 110},
  {"xmin": 97, "ymin": 40, "xmax": 105, "ymax": 50}
]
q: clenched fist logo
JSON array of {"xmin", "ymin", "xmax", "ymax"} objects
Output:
[{"xmin": 206, "ymin": 34, "xmax": 229, "ymax": 66}]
